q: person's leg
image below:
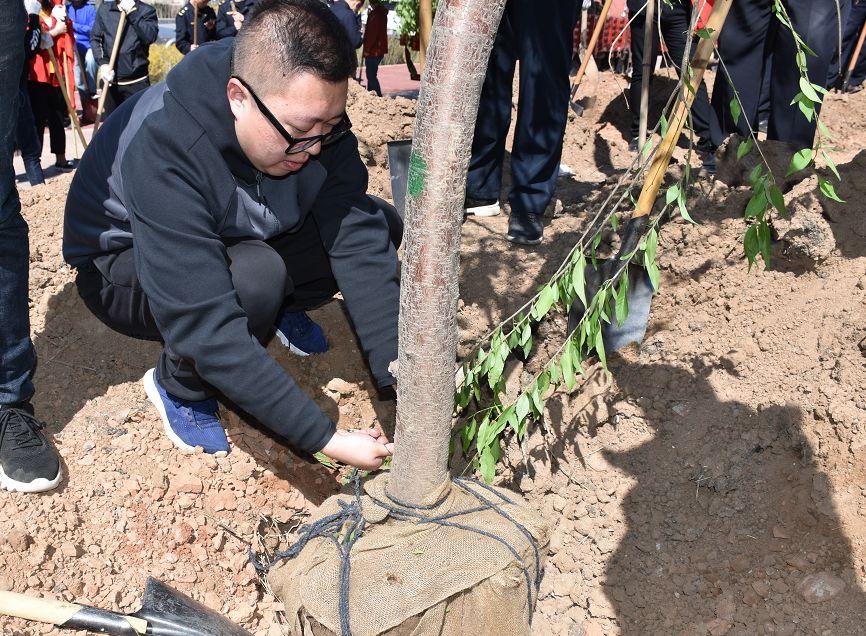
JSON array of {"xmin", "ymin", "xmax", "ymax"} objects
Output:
[
  {"xmin": 85, "ymin": 48, "xmax": 98, "ymax": 98},
  {"xmin": 27, "ymin": 82, "xmax": 49, "ymax": 153},
  {"xmin": 711, "ymin": 0, "xmax": 774, "ymax": 141},
  {"xmin": 827, "ymin": 0, "xmax": 853, "ymax": 86},
  {"xmin": 627, "ymin": 0, "xmax": 657, "ymax": 142},
  {"xmin": 465, "ymin": 7, "xmax": 517, "ymax": 204},
  {"xmin": 507, "ymin": 0, "xmax": 576, "ymax": 217},
  {"xmin": 768, "ymin": 0, "xmax": 838, "ymax": 147},
  {"xmin": 845, "ymin": 1, "xmax": 866, "ymax": 87},
  {"xmin": 365, "ymin": 55, "xmax": 383, "ymax": 96},
  {"xmin": 15, "ymin": 88, "xmax": 44, "ymax": 186},
  {"xmin": 73, "ymin": 44, "xmax": 87, "ymax": 109},
  {"xmin": 46, "ymin": 86, "xmax": 67, "ymax": 164}
]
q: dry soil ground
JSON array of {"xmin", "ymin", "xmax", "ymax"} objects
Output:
[{"xmin": 1, "ymin": 72, "xmax": 865, "ymax": 635}]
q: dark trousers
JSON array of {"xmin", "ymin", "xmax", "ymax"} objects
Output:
[
  {"xmin": 365, "ymin": 55, "xmax": 383, "ymax": 97},
  {"xmin": 102, "ymin": 78, "xmax": 150, "ymax": 119},
  {"xmin": 711, "ymin": 0, "xmax": 839, "ymax": 148},
  {"xmin": 828, "ymin": 0, "xmax": 866, "ymax": 87},
  {"xmin": 626, "ymin": 0, "xmax": 717, "ymax": 150},
  {"xmin": 16, "ymin": 87, "xmax": 42, "ymax": 165},
  {"xmin": 0, "ymin": 2, "xmax": 34, "ymax": 406},
  {"xmin": 75, "ymin": 199, "xmax": 402, "ymax": 402},
  {"xmin": 466, "ymin": 0, "xmax": 576, "ymax": 217},
  {"xmin": 27, "ymin": 81, "xmax": 65, "ymax": 156}
]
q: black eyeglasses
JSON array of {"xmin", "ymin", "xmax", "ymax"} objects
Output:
[{"xmin": 232, "ymin": 75, "xmax": 352, "ymax": 154}]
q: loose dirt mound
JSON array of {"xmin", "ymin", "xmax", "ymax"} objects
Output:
[{"xmin": 1, "ymin": 76, "xmax": 864, "ymax": 635}]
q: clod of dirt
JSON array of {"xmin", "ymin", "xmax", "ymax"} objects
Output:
[
  {"xmin": 797, "ymin": 572, "xmax": 846, "ymax": 603},
  {"xmin": 715, "ymin": 135, "xmax": 809, "ymax": 191},
  {"xmin": 773, "ymin": 176, "xmax": 836, "ymax": 263}
]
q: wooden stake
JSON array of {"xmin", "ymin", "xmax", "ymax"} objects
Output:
[
  {"xmin": 638, "ymin": 0, "xmax": 656, "ymax": 151},
  {"xmin": 46, "ymin": 48, "xmax": 88, "ymax": 150},
  {"xmin": 93, "ymin": 10, "xmax": 127, "ymax": 132},
  {"xmin": 417, "ymin": 0, "xmax": 433, "ymax": 74},
  {"xmin": 193, "ymin": 2, "xmax": 199, "ymax": 48}
]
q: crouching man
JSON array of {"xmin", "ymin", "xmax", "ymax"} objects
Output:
[{"xmin": 62, "ymin": 0, "xmax": 399, "ymax": 469}]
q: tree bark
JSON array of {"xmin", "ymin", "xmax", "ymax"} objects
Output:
[{"xmin": 388, "ymin": 0, "xmax": 507, "ymax": 505}]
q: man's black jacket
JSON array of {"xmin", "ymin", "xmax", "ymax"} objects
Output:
[
  {"xmin": 175, "ymin": 2, "xmax": 218, "ymax": 55},
  {"xmin": 91, "ymin": 1, "xmax": 158, "ymax": 82},
  {"xmin": 63, "ymin": 40, "xmax": 399, "ymax": 453}
]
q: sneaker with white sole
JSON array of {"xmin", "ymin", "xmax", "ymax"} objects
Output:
[
  {"xmin": 463, "ymin": 197, "xmax": 501, "ymax": 217},
  {"xmin": 143, "ymin": 369, "xmax": 229, "ymax": 456},
  {"xmin": 0, "ymin": 403, "xmax": 62, "ymax": 493},
  {"xmin": 274, "ymin": 311, "xmax": 328, "ymax": 356}
]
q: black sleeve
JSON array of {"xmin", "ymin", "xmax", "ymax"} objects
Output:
[
  {"xmin": 175, "ymin": 13, "xmax": 191, "ymax": 55},
  {"xmin": 127, "ymin": 2, "xmax": 158, "ymax": 46},
  {"xmin": 311, "ymin": 135, "xmax": 399, "ymax": 388},
  {"xmin": 122, "ymin": 130, "xmax": 336, "ymax": 453},
  {"xmin": 90, "ymin": 7, "xmax": 107, "ymax": 64},
  {"xmin": 25, "ymin": 15, "xmax": 42, "ymax": 59}
]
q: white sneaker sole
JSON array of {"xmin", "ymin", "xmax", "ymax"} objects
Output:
[
  {"xmin": 274, "ymin": 328, "xmax": 311, "ymax": 357},
  {"xmin": 464, "ymin": 201, "xmax": 501, "ymax": 217},
  {"xmin": 143, "ymin": 368, "xmax": 228, "ymax": 458},
  {"xmin": 0, "ymin": 465, "xmax": 62, "ymax": 493}
]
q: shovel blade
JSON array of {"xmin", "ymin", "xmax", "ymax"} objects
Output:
[
  {"xmin": 568, "ymin": 261, "xmax": 654, "ymax": 353},
  {"xmin": 132, "ymin": 578, "xmax": 252, "ymax": 636},
  {"xmin": 386, "ymin": 139, "xmax": 412, "ymax": 218}
]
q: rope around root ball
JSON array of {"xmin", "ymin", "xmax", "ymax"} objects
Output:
[{"xmin": 251, "ymin": 471, "xmax": 543, "ymax": 636}]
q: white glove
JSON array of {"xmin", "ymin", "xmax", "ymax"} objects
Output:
[
  {"xmin": 232, "ymin": 10, "xmax": 245, "ymax": 31},
  {"xmin": 100, "ymin": 64, "xmax": 115, "ymax": 83},
  {"xmin": 39, "ymin": 31, "xmax": 54, "ymax": 49},
  {"xmin": 118, "ymin": 0, "xmax": 136, "ymax": 13},
  {"xmin": 51, "ymin": 4, "xmax": 67, "ymax": 21},
  {"xmin": 582, "ymin": 0, "xmax": 593, "ymax": 8},
  {"xmin": 24, "ymin": 0, "xmax": 42, "ymax": 15}
]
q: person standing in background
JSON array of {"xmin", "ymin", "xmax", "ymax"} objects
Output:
[
  {"xmin": 827, "ymin": 0, "xmax": 866, "ymax": 92},
  {"xmin": 28, "ymin": 0, "xmax": 75, "ymax": 170},
  {"xmin": 330, "ymin": 0, "xmax": 365, "ymax": 50},
  {"xmin": 18, "ymin": 1, "xmax": 46, "ymax": 186},
  {"xmin": 90, "ymin": 0, "xmax": 158, "ymax": 118},
  {"xmin": 67, "ymin": 0, "xmax": 97, "ymax": 117},
  {"xmin": 215, "ymin": 0, "xmax": 260, "ymax": 38},
  {"xmin": 1, "ymin": 0, "xmax": 63, "ymax": 493},
  {"xmin": 362, "ymin": 0, "xmax": 393, "ymax": 96},
  {"xmin": 175, "ymin": 0, "xmax": 218, "ymax": 56}
]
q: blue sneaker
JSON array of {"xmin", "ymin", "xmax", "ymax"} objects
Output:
[
  {"xmin": 143, "ymin": 369, "xmax": 229, "ymax": 456},
  {"xmin": 274, "ymin": 311, "xmax": 329, "ymax": 356}
]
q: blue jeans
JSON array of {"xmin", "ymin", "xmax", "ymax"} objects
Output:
[
  {"xmin": 73, "ymin": 44, "xmax": 98, "ymax": 107},
  {"xmin": 365, "ymin": 55, "xmax": 383, "ymax": 97},
  {"xmin": 0, "ymin": 1, "xmax": 35, "ymax": 406}
]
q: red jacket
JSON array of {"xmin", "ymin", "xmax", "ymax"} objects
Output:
[{"xmin": 29, "ymin": 6, "xmax": 76, "ymax": 100}]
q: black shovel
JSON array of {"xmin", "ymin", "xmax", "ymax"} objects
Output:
[
  {"xmin": 0, "ymin": 577, "xmax": 252, "ymax": 635},
  {"xmin": 386, "ymin": 139, "xmax": 413, "ymax": 218},
  {"xmin": 568, "ymin": 0, "xmax": 734, "ymax": 353}
]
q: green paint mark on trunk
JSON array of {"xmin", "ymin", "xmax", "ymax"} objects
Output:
[{"xmin": 407, "ymin": 151, "xmax": 427, "ymax": 198}]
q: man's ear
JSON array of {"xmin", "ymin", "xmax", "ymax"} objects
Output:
[{"xmin": 226, "ymin": 78, "xmax": 248, "ymax": 120}]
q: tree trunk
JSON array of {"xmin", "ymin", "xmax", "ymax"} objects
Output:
[
  {"xmin": 388, "ymin": 0, "xmax": 507, "ymax": 505},
  {"xmin": 417, "ymin": 0, "xmax": 434, "ymax": 73}
]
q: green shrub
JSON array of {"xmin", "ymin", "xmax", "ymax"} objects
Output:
[{"xmin": 149, "ymin": 44, "xmax": 183, "ymax": 84}]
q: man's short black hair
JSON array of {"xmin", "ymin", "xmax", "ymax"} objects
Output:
[{"xmin": 232, "ymin": 0, "xmax": 357, "ymax": 93}]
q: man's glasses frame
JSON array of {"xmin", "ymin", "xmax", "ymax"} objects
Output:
[{"xmin": 231, "ymin": 75, "xmax": 352, "ymax": 155}]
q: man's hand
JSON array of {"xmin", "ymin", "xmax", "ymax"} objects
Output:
[
  {"xmin": 190, "ymin": 44, "xmax": 198, "ymax": 51},
  {"xmin": 320, "ymin": 427, "xmax": 393, "ymax": 471},
  {"xmin": 232, "ymin": 11, "xmax": 244, "ymax": 32},
  {"xmin": 118, "ymin": 0, "xmax": 136, "ymax": 14},
  {"xmin": 100, "ymin": 64, "xmax": 115, "ymax": 84},
  {"xmin": 49, "ymin": 20, "xmax": 67, "ymax": 37},
  {"xmin": 39, "ymin": 32, "xmax": 54, "ymax": 50},
  {"xmin": 205, "ymin": 18, "xmax": 216, "ymax": 30}
]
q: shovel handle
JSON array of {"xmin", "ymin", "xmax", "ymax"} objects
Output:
[
  {"xmin": 633, "ymin": 0, "xmax": 733, "ymax": 219},
  {"xmin": 0, "ymin": 591, "xmax": 147, "ymax": 634},
  {"xmin": 572, "ymin": 0, "xmax": 614, "ymax": 89},
  {"xmin": 94, "ymin": 10, "xmax": 128, "ymax": 132}
]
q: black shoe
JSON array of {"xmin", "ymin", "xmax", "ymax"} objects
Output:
[
  {"xmin": 628, "ymin": 137, "xmax": 639, "ymax": 153},
  {"xmin": 54, "ymin": 159, "xmax": 75, "ymax": 170},
  {"xmin": 506, "ymin": 211, "xmax": 543, "ymax": 246},
  {"xmin": 0, "ymin": 403, "xmax": 61, "ymax": 493},
  {"xmin": 758, "ymin": 119, "xmax": 768, "ymax": 134},
  {"xmin": 845, "ymin": 82, "xmax": 863, "ymax": 94}
]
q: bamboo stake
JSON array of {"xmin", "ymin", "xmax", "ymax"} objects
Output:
[
  {"xmin": 638, "ymin": 0, "xmax": 656, "ymax": 150},
  {"xmin": 93, "ymin": 10, "xmax": 127, "ymax": 132}
]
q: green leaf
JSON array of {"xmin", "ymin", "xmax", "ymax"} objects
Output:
[
  {"xmin": 822, "ymin": 151, "xmax": 840, "ymax": 180},
  {"xmin": 744, "ymin": 225, "xmax": 759, "ymax": 269},
  {"xmin": 677, "ymin": 188, "xmax": 695, "ymax": 224},
  {"xmin": 610, "ymin": 214, "xmax": 620, "ymax": 230},
  {"xmin": 744, "ymin": 191, "xmax": 768, "ymax": 219},
  {"xmin": 757, "ymin": 220, "xmax": 772, "ymax": 265},
  {"xmin": 818, "ymin": 177, "xmax": 845, "ymax": 202},
  {"xmin": 786, "ymin": 148, "xmax": 813, "ymax": 176},
  {"xmin": 665, "ymin": 183, "xmax": 680, "ymax": 206},
  {"xmin": 549, "ymin": 359, "xmax": 560, "ymax": 385},
  {"xmin": 749, "ymin": 164, "xmax": 764, "ymax": 187},
  {"xmin": 475, "ymin": 414, "xmax": 492, "ymax": 450},
  {"xmin": 594, "ymin": 326, "xmax": 607, "ymax": 369},
  {"xmin": 799, "ymin": 77, "xmax": 821, "ymax": 102},
  {"xmin": 461, "ymin": 417, "xmax": 478, "ymax": 454},
  {"xmin": 480, "ymin": 444, "xmax": 495, "ymax": 484},
  {"xmin": 615, "ymin": 272, "xmax": 629, "ymax": 327},
  {"xmin": 768, "ymin": 184, "xmax": 786, "ymax": 217},
  {"xmin": 659, "ymin": 113, "xmax": 669, "ymax": 137},
  {"xmin": 516, "ymin": 393, "xmax": 530, "ymax": 424},
  {"xmin": 729, "ymin": 98, "xmax": 741, "ymax": 126},
  {"xmin": 531, "ymin": 285, "xmax": 556, "ymax": 321},
  {"xmin": 645, "ymin": 260, "xmax": 660, "ymax": 291},
  {"xmin": 572, "ymin": 251, "xmax": 587, "ymax": 309},
  {"xmin": 561, "ymin": 339, "xmax": 576, "ymax": 391},
  {"xmin": 529, "ymin": 383, "xmax": 543, "ymax": 415},
  {"xmin": 737, "ymin": 137, "xmax": 753, "ymax": 160},
  {"xmin": 696, "ymin": 27, "xmax": 715, "ymax": 39}
]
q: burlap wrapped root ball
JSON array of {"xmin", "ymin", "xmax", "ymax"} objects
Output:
[{"xmin": 267, "ymin": 473, "xmax": 549, "ymax": 636}]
